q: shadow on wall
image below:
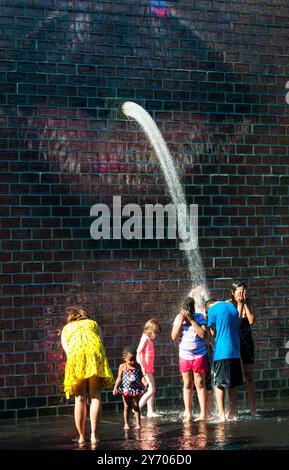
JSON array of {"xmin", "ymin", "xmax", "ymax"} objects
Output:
[{"xmin": 0, "ymin": 0, "xmax": 271, "ymax": 411}]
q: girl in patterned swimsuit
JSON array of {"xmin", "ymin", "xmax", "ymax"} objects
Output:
[
  {"xmin": 61, "ymin": 306, "xmax": 114, "ymax": 446},
  {"xmin": 113, "ymin": 346, "xmax": 146, "ymax": 429}
]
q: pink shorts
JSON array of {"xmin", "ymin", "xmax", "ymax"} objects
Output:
[{"xmin": 179, "ymin": 355, "xmax": 209, "ymax": 374}]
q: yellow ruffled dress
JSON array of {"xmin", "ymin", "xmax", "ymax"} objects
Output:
[{"xmin": 62, "ymin": 319, "xmax": 115, "ymax": 399}]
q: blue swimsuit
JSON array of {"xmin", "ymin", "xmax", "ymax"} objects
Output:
[{"xmin": 118, "ymin": 365, "xmax": 144, "ymax": 397}]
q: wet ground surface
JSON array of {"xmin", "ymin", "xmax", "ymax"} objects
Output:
[{"xmin": 1, "ymin": 405, "xmax": 289, "ymax": 451}]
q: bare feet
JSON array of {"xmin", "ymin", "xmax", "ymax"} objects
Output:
[
  {"xmin": 250, "ymin": 411, "xmax": 260, "ymax": 417},
  {"xmin": 124, "ymin": 424, "xmax": 129, "ymax": 430},
  {"xmin": 194, "ymin": 414, "xmax": 206, "ymax": 422},
  {"xmin": 90, "ymin": 434, "xmax": 99, "ymax": 445},
  {"xmin": 78, "ymin": 435, "xmax": 85, "ymax": 446},
  {"xmin": 135, "ymin": 424, "xmax": 141, "ymax": 429},
  {"xmin": 146, "ymin": 412, "xmax": 160, "ymax": 418},
  {"xmin": 183, "ymin": 415, "xmax": 192, "ymax": 423}
]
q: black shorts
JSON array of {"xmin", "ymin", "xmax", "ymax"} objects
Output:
[
  {"xmin": 240, "ymin": 336, "xmax": 254, "ymax": 365},
  {"xmin": 213, "ymin": 358, "xmax": 243, "ymax": 388}
]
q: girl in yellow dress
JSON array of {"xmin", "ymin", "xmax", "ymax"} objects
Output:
[{"xmin": 61, "ymin": 306, "xmax": 114, "ymax": 446}]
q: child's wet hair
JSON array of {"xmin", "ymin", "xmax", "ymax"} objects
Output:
[
  {"xmin": 122, "ymin": 345, "xmax": 137, "ymax": 357},
  {"xmin": 182, "ymin": 297, "xmax": 195, "ymax": 314},
  {"xmin": 143, "ymin": 318, "xmax": 161, "ymax": 335}
]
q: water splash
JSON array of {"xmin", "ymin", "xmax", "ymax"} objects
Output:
[{"xmin": 121, "ymin": 101, "xmax": 208, "ymax": 299}]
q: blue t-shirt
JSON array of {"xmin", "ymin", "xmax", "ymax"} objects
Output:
[
  {"xmin": 207, "ymin": 301, "xmax": 240, "ymax": 361},
  {"xmin": 173, "ymin": 312, "xmax": 207, "ymax": 360}
]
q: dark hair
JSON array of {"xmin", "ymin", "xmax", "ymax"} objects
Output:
[
  {"xmin": 204, "ymin": 299, "xmax": 217, "ymax": 313},
  {"xmin": 231, "ymin": 280, "xmax": 247, "ymax": 292},
  {"xmin": 66, "ymin": 306, "xmax": 89, "ymax": 323},
  {"xmin": 230, "ymin": 280, "xmax": 250, "ymax": 306},
  {"xmin": 122, "ymin": 345, "xmax": 137, "ymax": 357},
  {"xmin": 182, "ymin": 297, "xmax": 195, "ymax": 315}
]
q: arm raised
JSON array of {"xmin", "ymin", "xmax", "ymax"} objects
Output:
[{"xmin": 171, "ymin": 312, "xmax": 185, "ymax": 341}]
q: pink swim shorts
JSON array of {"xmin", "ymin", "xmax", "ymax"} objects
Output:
[{"xmin": 179, "ymin": 354, "xmax": 209, "ymax": 374}]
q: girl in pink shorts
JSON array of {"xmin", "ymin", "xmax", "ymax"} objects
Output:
[
  {"xmin": 137, "ymin": 319, "xmax": 161, "ymax": 417},
  {"xmin": 171, "ymin": 297, "xmax": 209, "ymax": 422}
]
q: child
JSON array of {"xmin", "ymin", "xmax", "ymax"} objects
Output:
[
  {"xmin": 228, "ymin": 280, "xmax": 258, "ymax": 416},
  {"xmin": 113, "ymin": 346, "xmax": 146, "ymax": 429},
  {"xmin": 171, "ymin": 297, "xmax": 208, "ymax": 422},
  {"xmin": 206, "ymin": 299, "xmax": 243, "ymax": 421},
  {"xmin": 137, "ymin": 319, "xmax": 162, "ymax": 417},
  {"xmin": 61, "ymin": 306, "xmax": 115, "ymax": 446}
]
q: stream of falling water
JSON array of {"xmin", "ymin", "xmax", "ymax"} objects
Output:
[{"xmin": 122, "ymin": 101, "xmax": 209, "ymax": 301}]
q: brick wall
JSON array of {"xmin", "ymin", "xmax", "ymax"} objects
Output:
[{"xmin": 0, "ymin": 0, "xmax": 289, "ymax": 418}]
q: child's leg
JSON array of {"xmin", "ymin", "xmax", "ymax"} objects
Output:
[
  {"xmin": 139, "ymin": 373, "xmax": 156, "ymax": 416},
  {"xmin": 227, "ymin": 386, "xmax": 238, "ymax": 420},
  {"xmin": 145, "ymin": 374, "xmax": 157, "ymax": 416},
  {"xmin": 214, "ymin": 385, "xmax": 226, "ymax": 421},
  {"xmin": 181, "ymin": 371, "xmax": 194, "ymax": 422},
  {"xmin": 193, "ymin": 371, "xmax": 207, "ymax": 420},
  {"xmin": 132, "ymin": 396, "xmax": 141, "ymax": 429},
  {"xmin": 74, "ymin": 379, "xmax": 88, "ymax": 444},
  {"xmin": 88, "ymin": 376, "xmax": 102, "ymax": 444},
  {"xmin": 206, "ymin": 390, "xmax": 213, "ymax": 419},
  {"xmin": 122, "ymin": 396, "xmax": 132, "ymax": 429},
  {"xmin": 243, "ymin": 363, "xmax": 258, "ymax": 415}
]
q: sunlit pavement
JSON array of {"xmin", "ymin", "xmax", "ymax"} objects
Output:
[{"xmin": 1, "ymin": 403, "xmax": 289, "ymax": 450}]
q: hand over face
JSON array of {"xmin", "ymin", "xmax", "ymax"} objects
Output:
[
  {"xmin": 181, "ymin": 309, "xmax": 192, "ymax": 322},
  {"xmin": 233, "ymin": 288, "xmax": 247, "ymax": 304},
  {"xmin": 242, "ymin": 290, "xmax": 247, "ymax": 302}
]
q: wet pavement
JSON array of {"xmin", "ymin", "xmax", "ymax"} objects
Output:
[{"xmin": 1, "ymin": 404, "xmax": 289, "ymax": 451}]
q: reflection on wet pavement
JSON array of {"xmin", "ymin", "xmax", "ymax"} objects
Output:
[{"xmin": 1, "ymin": 408, "xmax": 289, "ymax": 450}]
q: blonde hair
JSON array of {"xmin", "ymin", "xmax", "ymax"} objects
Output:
[
  {"xmin": 143, "ymin": 318, "xmax": 161, "ymax": 336},
  {"xmin": 66, "ymin": 306, "xmax": 89, "ymax": 323}
]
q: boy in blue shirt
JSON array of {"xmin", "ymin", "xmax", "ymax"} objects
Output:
[{"xmin": 206, "ymin": 300, "xmax": 243, "ymax": 421}]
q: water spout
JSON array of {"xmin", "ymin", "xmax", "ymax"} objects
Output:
[{"xmin": 121, "ymin": 101, "xmax": 208, "ymax": 300}]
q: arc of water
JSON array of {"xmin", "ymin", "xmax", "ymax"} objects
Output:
[{"xmin": 121, "ymin": 101, "xmax": 208, "ymax": 300}]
